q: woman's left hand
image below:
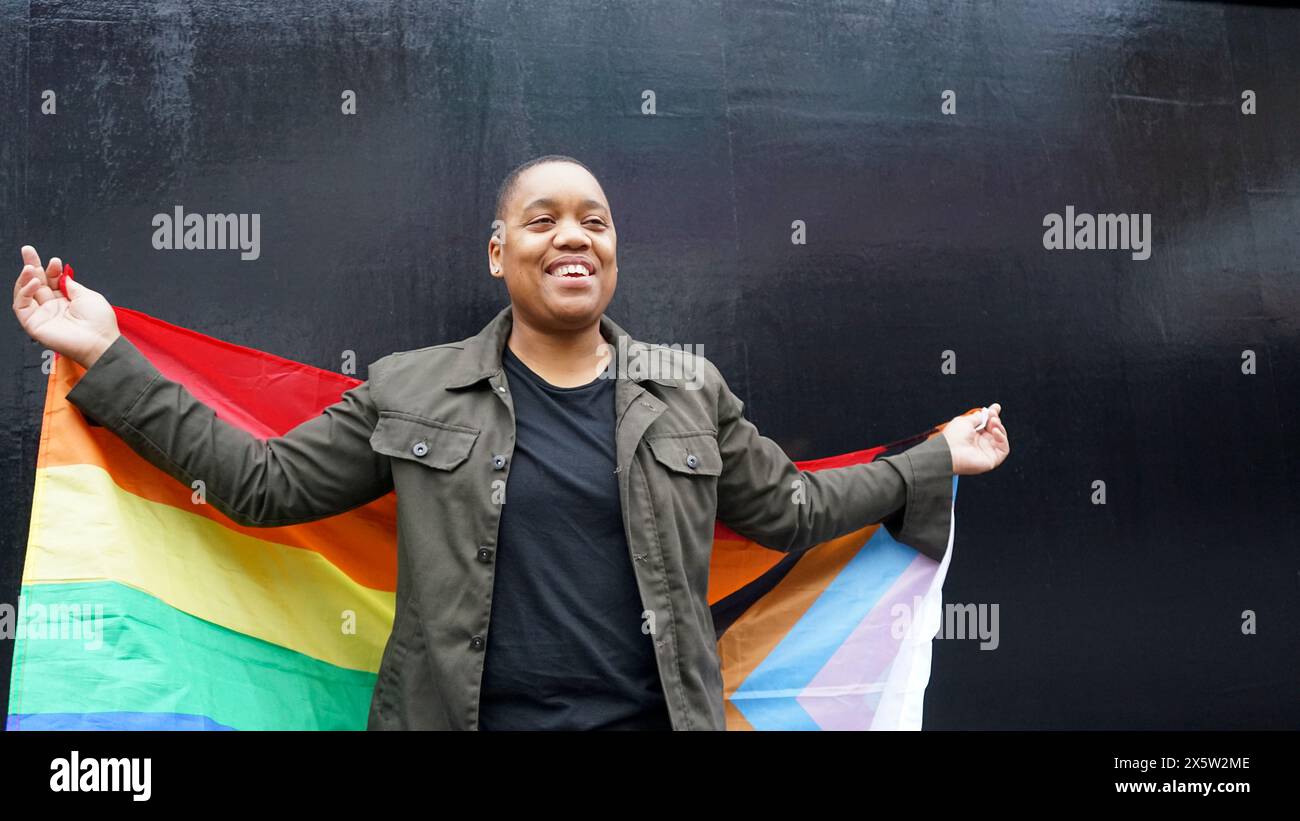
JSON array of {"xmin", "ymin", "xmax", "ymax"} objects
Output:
[{"xmin": 941, "ymin": 403, "xmax": 1010, "ymax": 476}]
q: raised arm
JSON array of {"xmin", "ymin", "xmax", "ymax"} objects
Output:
[
  {"xmin": 14, "ymin": 245, "xmax": 392, "ymax": 528},
  {"xmin": 65, "ymin": 334, "xmax": 392, "ymax": 527},
  {"xmin": 710, "ymin": 360, "xmax": 954, "ymax": 561}
]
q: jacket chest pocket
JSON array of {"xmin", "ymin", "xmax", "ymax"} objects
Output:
[
  {"xmin": 647, "ymin": 432, "xmax": 723, "ymax": 476},
  {"xmin": 370, "ymin": 411, "xmax": 480, "ymax": 470},
  {"xmin": 645, "ymin": 431, "xmax": 723, "ymax": 564}
]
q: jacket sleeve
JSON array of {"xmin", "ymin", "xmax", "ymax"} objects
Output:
[
  {"xmin": 711, "ymin": 360, "xmax": 954, "ymax": 561},
  {"xmin": 64, "ymin": 333, "xmax": 394, "ymax": 528}
]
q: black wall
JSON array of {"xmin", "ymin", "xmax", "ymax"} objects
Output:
[{"xmin": 2, "ymin": 0, "xmax": 1297, "ymax": 729}]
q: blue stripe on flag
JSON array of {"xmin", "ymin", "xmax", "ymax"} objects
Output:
[
  {"xmin": 732, "ymin": 529, "xmax": 917, "ymax": 730},
  {"xmin": 6, "ymin": 711, "xmax": 235, "ymax": 730}
]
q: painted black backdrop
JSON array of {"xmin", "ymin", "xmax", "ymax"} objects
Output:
[{"xmin": 1, "ymin": 0, "xmax": 1296, "ymax": 729}]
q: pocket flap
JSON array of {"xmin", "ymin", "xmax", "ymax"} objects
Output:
[
  {"xmin": 648, "ymin": 433, "xmax": 723, "ymax": 476},
  {"xmin": 370, "ymin": 412, "xmax": 479, "ymax": 470}
]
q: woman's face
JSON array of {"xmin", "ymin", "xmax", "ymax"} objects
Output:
[{"xmin": 489, "ymin": 161, "xmax": 618, "ymax": 331}]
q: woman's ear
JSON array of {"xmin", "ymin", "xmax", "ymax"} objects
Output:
[{"xmin": 488, "ymin": 235, "xmax": 503, "ymax": 277}]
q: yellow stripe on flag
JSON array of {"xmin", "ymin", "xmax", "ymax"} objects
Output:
[{"xmin": 25, "ymin": 463, "xmax": 395, "ymax": 672}]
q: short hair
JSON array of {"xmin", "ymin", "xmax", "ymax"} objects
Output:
[{"xmin": 494, "ymin": 154, "xmax": 599, "ymax": 225}]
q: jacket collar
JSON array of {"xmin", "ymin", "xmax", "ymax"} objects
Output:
[{"xmin": 442, "ymin": 303, "xmax": 682, "ymax": 390}]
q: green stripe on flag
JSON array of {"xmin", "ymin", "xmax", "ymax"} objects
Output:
[{"xmin": 8, "ymin": 581, "xmax": 378, "ymax": 730}]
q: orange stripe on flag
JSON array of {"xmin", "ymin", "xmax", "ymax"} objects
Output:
[
  {"xmin": 45, "ymin": 352, "xmax": 397, "ymax": 592},
  {"xmin": 716, "ymin": 524, "xmax": 875, "ymax": 700}
]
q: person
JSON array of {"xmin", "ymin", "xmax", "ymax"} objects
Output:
[{"xmin": 11, "ymin": 154, "xmax": 1010, "ymax": 730}]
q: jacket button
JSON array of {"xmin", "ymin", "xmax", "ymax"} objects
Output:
[
  {"xmin": 477, "ymin": 546, "xmax": 494, "ymax": 563},
  {"xmin": 497, "ymin": 386, "xmax": 507, "ymax": 394},
  {"xmin": 492, "ymin": 454, "xmax": 506, "ymax": 469},
  {"xmin": 411, "ymin": 441, "xmax": 429, "ymax": 457},
  {"xmin": 685, "ymin": 453, "xmax": 699, "ymax": 469},
  {"xmin": 469, "ymin": 635, "xmax": 485, "ymax": 650}
]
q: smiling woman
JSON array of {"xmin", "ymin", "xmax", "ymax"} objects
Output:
[{"xmin": 487, "ymin": 155, "xmax": 621, "ymax": 387}]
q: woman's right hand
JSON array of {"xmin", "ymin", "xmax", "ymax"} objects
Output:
[{"xmin": 12, "ymin": 245, "xmax": 121, "ymax": 369}]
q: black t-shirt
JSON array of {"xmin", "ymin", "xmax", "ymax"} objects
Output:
[{"xmin": 476, "ymin": 344, "xmax": 673, "ymax": 730}]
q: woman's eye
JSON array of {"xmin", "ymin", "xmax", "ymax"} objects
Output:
[{"xmin": 529, "ymin": 216, "xmax": 606, "ymax": 227}]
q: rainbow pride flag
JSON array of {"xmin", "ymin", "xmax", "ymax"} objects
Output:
[{"xmin": 6, "ymin": 307, "xmax": 957, "ymax": 730}]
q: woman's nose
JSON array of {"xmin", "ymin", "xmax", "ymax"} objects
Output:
[{"xmin": 554, "ymin": 221, "xmax": 590, "ymax": 246}]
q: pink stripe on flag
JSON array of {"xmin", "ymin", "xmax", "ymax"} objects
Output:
[{"xmin": 796, "ymin": 553, "xmax": 941, "ymax": 730}]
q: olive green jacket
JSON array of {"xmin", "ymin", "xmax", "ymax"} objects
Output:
[{"xmin": 64, "ymin": 303, "xmax": 953, "ymax": 730}]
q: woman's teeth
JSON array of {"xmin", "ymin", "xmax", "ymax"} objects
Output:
[{"xmin": 550, "ymin": 264, "xmax": 593, "ymax": 277}]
